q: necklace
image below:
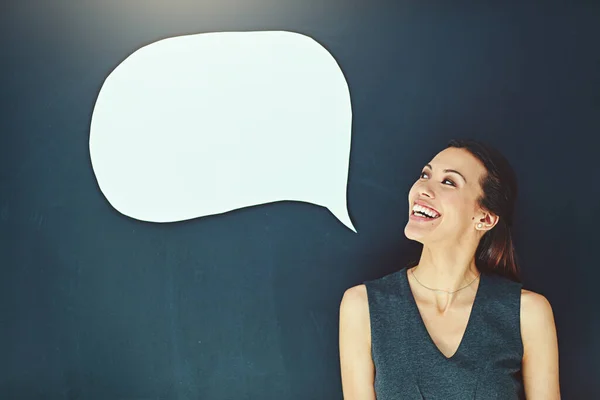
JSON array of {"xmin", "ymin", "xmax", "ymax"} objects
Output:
[{"xmin": 410, "ymin": 267, "xmax": 480, "ymax": 294}]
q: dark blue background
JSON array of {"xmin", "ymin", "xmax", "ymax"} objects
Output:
[{"xmin": 1, "ymin": 1, "xmax": 598, "ymax": 398}]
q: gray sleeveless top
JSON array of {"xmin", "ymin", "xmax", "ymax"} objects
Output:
[{"xmin": 364, "ymin": 267, "xmax": 524, "ymax": 399}]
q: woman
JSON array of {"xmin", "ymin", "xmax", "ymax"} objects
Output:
[{"xmin": 339, "ymin": 139, "xmax": 560, "ymax": 399}]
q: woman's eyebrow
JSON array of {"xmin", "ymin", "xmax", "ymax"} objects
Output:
[{"xmin": 425, "ymin": 164, "xmax": 467, "ymax": 184}]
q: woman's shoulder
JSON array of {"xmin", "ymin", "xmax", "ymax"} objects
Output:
[
  {"xmin": 520, "ymin": 288, "xmax": 554, "ymax": 323},
  {"xmin": 339, "ymin": 284, "xmax": 370, "ymax": 337},
  {"xmin": 341, "ymin": 283, "xmax": 368, "ymax": 310},
  {"xmin": 340, "ymin": 269, "xmax": 401, "ymax": 317},
  {"xmin": 519, "ymin": 287, "xmax": 559, "ymax": 383}
]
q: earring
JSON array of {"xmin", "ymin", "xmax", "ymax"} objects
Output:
[{"xmin": 477, "ymin": 223, "xmax": 483, "ymax": 228}]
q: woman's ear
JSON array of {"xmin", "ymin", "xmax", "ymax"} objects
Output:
[{"xmin": 479, "ymin": 211, "xmax": 499, "ymax": 230}]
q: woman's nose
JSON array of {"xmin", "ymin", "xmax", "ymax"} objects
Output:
[{"xmin": 419, "ymin": 182, "xmax": 435, "ymax": 198}]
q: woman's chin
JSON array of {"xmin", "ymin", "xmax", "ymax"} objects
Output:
[{"xmin": 404, "ymin": 225, "xmax": 426, "ymax": 242}]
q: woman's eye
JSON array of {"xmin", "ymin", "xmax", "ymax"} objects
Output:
[
  {"xmin": 443, "ymin": 179, "xmax": 456, "ymax": 186},
  {"xmin": 420, "ymin": 171, "xmax": 455, "ymax": 186}
]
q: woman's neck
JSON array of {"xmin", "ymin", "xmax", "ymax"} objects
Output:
[{"xmin": 412, "ymin": 246, "xmax": 480, "ymax": 292}]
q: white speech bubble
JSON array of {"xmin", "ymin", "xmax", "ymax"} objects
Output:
[{"xmin": 90, "ymin": 31, "xmax": 355, "ymax": 232}]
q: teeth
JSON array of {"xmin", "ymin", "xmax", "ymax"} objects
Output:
[{"xmin": 412, "ymin": 204, "xmax": 440, "ymax": 218}]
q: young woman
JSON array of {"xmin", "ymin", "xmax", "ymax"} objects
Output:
[{"xmin": 339, "ymin": 139, "xmax": 560, "ymax": 399}]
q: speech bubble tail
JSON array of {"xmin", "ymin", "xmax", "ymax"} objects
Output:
[{"xmin": 328, "ymin": 207, "xmax": 357, "ymax": 233}]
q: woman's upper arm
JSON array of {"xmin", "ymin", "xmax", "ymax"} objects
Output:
[
  {"xmin": 521, "ymin": 289, "xmax": 561, "ymax": 399},
  {"xmin": 339, "ymin": 284, "xmax": 376, "ymax": 400}
]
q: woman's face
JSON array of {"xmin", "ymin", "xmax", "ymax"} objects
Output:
[{"xmin": 404, "ymin": 147, "xmax": 490, "ymax": 245}]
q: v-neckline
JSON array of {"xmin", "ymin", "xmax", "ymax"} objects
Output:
[{"xmin": 403, "ymin": 267, "xmax": 484, "ymax": 361}]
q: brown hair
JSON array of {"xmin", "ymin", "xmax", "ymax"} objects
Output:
[{"xmin": 408, "ymin": 138, "xmax": 521, "ymax": 283}]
